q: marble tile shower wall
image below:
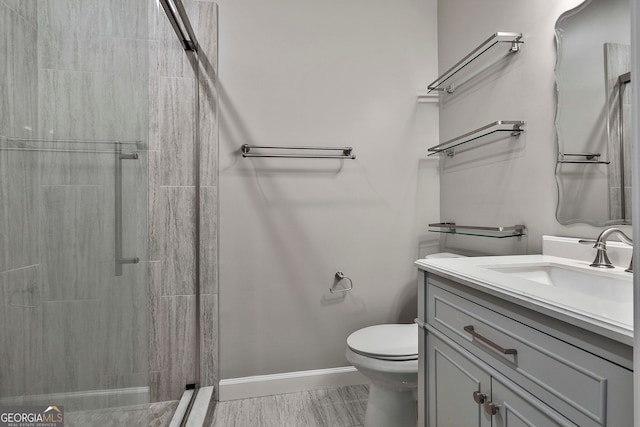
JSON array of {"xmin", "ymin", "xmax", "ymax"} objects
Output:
[
  {"xmin": 40, "ymin": 0, "xmax": 151, "ymax": 396},
  {"xmin": 148, "ymin": 0, "xmax": 219, "ymax": 403},
  {"xmin": 0, "ymin": 0, "xmax": 42, "ymax": 398}
]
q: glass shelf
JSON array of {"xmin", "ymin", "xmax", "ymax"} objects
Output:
[
  {"xmin": 428, "ymin": 223, "xmax": 526, "ymax": 239},
  {"xmin": 427, "ymin": 121, "xmax": 524, "ymax": 157},
  {"xmin": 427, "ymin": 32, "xmax": 523, "ymax": 94},
  {"xmin": 557, "ymin": 153, "xmax": 610, "ymax": 164}
]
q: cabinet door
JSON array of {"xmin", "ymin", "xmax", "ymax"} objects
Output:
[
  {"xmin": 489, "ymin": 379, "xmax": 576, "ymax": 427},
  {"xmin": 427, "ymin": 335, "xmax": 491, "ymax": 427}
]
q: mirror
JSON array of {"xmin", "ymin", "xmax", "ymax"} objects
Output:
[{"xmin": 555, "ymin": 0, "xmax": 631, "ymax": 225}]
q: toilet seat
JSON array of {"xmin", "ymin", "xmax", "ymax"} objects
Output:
[{"xmin": 347, "ymin": 323, "xmax": 418, "ymax": 361}]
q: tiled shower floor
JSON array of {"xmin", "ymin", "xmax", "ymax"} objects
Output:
[{"xmin": 209, "ymin": 385, "xmax": 369, "ymax": 427}]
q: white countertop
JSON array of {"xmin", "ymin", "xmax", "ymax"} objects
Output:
[{"xmin": 415, "ymin": 254, "xmax": 633, "ymax": 346}]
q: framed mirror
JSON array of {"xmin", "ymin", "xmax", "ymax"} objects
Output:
[{"xmin": 555, "ymin": 0, "xmax": 631, "ymax": 225}]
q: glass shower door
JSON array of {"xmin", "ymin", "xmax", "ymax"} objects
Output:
[
  {"xmin": 0, "ymin": 137, "xmax": 150, "ymax": 422},
  {"xmin": 0, "ymin": 0, "xmax": 150, "ymax": 423}
]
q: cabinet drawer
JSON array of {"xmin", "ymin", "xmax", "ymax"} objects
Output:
[{"xmin": 427, "ymin": 282, "xmax": 632, "ymax": 427}]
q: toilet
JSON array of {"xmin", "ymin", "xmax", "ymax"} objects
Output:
[
  {"xmin": 346, "ymin": 323, "xmax": 419, "ymax": 427},
  {"xmin": 346, "ymin": 252, "xmax": 465, "ymax": 427}
]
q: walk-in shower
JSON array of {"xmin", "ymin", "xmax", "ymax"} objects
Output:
[{"xmin": 0, "ymin": 0, "xmax": 216, "ymax": 424}]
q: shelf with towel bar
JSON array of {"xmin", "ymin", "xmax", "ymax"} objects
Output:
[
  {"xmin": 427, "ymin": 32, "xmax": 523, "ymax": 94},
  {"xmin": 429, "ymin": 222, "xmax": 526, "ymax": 238},
  {"xmin": 241, "ymin": 144, "xmax": 356, "ymax": 159},
  {"xmin": 428, "ymin": 121, "xmax": 524, "ymax": 157},
  {"xmin": 557, "ymin": 153, "xmax": 610, "ymax": 164}
]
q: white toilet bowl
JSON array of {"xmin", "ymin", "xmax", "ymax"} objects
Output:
[
  {"xmin": 346, "ymin": 253, "xmax": 466, "ymax": 427},
  {"xmin": 346, "ymin": 324, "xmax": 418, "ymax": 427}
]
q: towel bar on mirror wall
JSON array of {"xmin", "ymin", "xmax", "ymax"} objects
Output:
[{"xmin": 241, "ymin": 144, "xmax": 356, "ymax": 159}]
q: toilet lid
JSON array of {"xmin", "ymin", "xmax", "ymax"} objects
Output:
[{"xmin": 347, "ymin": 324, "xmax": 418, "ymax": 359}]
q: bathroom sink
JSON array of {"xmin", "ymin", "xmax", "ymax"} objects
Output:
[
  {"xmin": 416, "ymin": 241, "xmax": 635, "ymax": 343},
  {"xmin": 415, "ymin": 253, "xmax": 634, "ymax": 340},
  {"xmin": 484, "ymin": 263, "xmax": 632, "ymax": 303}
]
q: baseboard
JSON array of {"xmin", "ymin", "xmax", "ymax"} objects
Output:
[{"xmin": 218, "ymin": 366, "xmax": 367, "ymax": 401}]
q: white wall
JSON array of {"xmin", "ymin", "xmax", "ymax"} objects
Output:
[
  {"xmin": 217, "ymin": 0, "xmax": 439, "ymax": 379},
  {"xmin": 437, "ymin": 0, "xmax": 628, "ymax": 256}
]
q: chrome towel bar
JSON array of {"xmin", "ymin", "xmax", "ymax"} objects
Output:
[{"xmin": 241, "ymin": 144, "xmax": 356, "ymax": 159}]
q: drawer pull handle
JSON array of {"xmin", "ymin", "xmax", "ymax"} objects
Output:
[
  {"xmin": 472, "ymin": 391, "xmax": 487, "ymax": 404},
  {"xmin": 463, "ymin": 325, "xmax": 517, "ymax": 355},
  {"xmin": 484, "ymin": 401, "xmax": 499, "ymax": 416}
]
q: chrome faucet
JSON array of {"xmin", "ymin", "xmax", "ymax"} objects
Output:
[{"xmin": 582, "ymin": 228, "xmax": 633, "ymax": 272}]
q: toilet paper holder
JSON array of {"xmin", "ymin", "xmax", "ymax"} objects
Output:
[{"xmin": 330, "ymin": 272, "xmax": 353, "ymax": 294}]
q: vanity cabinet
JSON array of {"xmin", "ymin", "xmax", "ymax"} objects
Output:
[
  {"xmin": 417, "ymin": 272, "xmax": 633, "ymax": 427},
  {"xmin": 428, "ymin": 334, "xmax": 574, "ymax": 426}
]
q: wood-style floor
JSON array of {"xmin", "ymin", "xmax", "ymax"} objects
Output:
[{"xmin": 209, "ymin": 385, "xmax": 369, "ymax": 427}]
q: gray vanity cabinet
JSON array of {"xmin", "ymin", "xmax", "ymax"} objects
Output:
[
  {"xmin": 427, "ymin": 334, "xmax": 574, "ymax": 426},
  {"xmin": 427, "ymin": 333, "xmax": 491, "ymax": 427},
  {"xmin": 490, "ymin": 378, "xmax": 574, "ymax": 427},
  {"xmin": 417, "ymin": 271, "xmax": 633, "ymax": 427}
]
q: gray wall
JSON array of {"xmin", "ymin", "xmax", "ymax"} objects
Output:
[
  {"xmin": 218, "ymin": 0, "xmax": 440, "ymax": 379},
  {"xmin": 437, "ymin": 0, "xmax": 628, "ymax": 256}
]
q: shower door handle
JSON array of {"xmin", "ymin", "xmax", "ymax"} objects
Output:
[{"xmin": 115, "ymin": 144, "xmax": 140, "ymax": 276}]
